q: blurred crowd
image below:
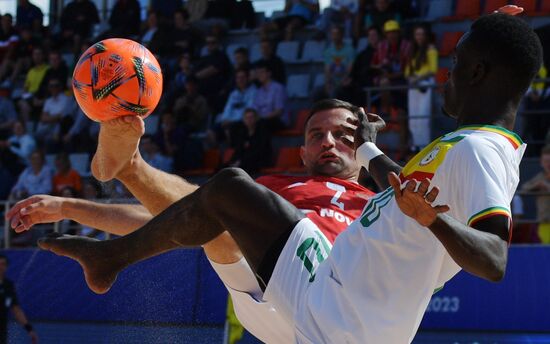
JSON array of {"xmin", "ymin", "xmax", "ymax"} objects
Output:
[{"xmin": 0, "ymin": 0, "xmax": 548, "ymax": 244}]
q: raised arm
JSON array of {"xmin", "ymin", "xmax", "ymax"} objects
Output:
[
  {"xmin": 6, "ymin": 194, "xmax": 152, "ymax": 235},
  {"xmin": 343, "ymin": 109, "xmax": 402, "ymax": 189}
]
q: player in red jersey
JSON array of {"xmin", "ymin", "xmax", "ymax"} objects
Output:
[{"xmin": 7, "ymin": 99, "xmax": 381, "ymax": 343}]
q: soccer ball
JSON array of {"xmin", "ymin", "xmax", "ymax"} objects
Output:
[{"xmin": 72, "ymin": 38, "xmax": 163, "ymax": 122}]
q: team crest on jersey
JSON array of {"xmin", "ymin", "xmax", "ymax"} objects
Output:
[{"xmin": 419, "ymin": 146, "xmax": 441, "ymax": 166}]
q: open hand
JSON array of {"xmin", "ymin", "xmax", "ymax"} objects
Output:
[
  {"xmin": 342, "ymin": 107, "xmax": 386, "ymax": 150},
  {"xmin": 5, "ymin": 195, "xmax": 65, "ymax": 233},
  {"xmin": 388, "ymin": 172, "xmax": 450, "ymax": 227}
]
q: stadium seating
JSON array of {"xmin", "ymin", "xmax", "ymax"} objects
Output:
[
  {"xmin": 313, "ymin": 74, "xmax": 325, "ymax": 89},
  {"xmin": 540, "ymin": 0, "xmax": 550, "ymax": 14},
  {"xmin": 276, "ymin": 41, "xmax": 300, "ymax": 63},
  {"xmin": 222, "ymin": 148, "xmax": 235, "ymax": 165},
  {"xmin": 438, "ymin": 32, "xmax": 464, "ymax": 57},
  {"xmin": 425, "ymin": 0, "xmax": 453, "ymax": 20},
  {"xmin": 356, "ymin": 37, "xmax": 369, "ymax": 52},
  {"xmin": 443, "ymin": 0, "xmax": 480, "ymax": 21},
  {"xmin": 511, "ymin": 0, "xmax": 537, "ymax": 15},
  {"xmin": 144, "ymin": 114, "xmax": 159, "ymax": 135},
  {"xmin": 301, "ymin": 40, "xmax": 326, "ymax": 62},
  {"xmin": 287, "ymin": 74, "xmax": 310, "ymax": 98},
  {"xmin": 69, "ymin": 153, "xmax": 91, "ymax": 176},
  {"xmin": 249, "ymin": 42, "xmax": 262, "ymax": 62},
  {"xmin": 182, "ymin": 149, "xmax": 221, "ymax": 176},
  {"xmin": 276, "ymin": 109, "xmax": 310, "ymax": 137},
  {"xmin": 260, "ymin": 147, "xmax": 304, "ymax": 174}
]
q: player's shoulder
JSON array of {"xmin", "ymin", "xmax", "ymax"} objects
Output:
[{"xmin": 449, "ymin": 125, "xmax": 523, "ymax": 153}]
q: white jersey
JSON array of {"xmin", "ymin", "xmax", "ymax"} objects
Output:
[{"xmin": 296, "ymin": 125, "xmax": 525, "ymax": 343}]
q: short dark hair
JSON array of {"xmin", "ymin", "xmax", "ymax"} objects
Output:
[
  {"xmin": 467, "ymin": 13, "xmax": 543, "ymax": 99},
  {"xmin": 243, "ymin": 107, "xmax": 258, "ymax": 117},
  {"xmin": 174, "ymin": 8, "xmax": 190, "ymax": 20},
  {"xmin": 305, "ymin": 99, "xmax": 361, "ymax": 131},
  {"xmin": 235, "ymin": 67, "xmax": 249, "ymax": 76},
  {"xmin": 235, "ymin": 47, "xmax": 249, "ymax": 56},
  {"xmin": 255, "ymin": 61, "xmax": 272, "ymax": 73}
]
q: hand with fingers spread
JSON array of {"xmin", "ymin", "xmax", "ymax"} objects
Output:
[
  {"xmin": 494, "ymin": 5, "xmax": 523, "ymax": 15},
  {"xmin": 6, "ymin": 195, "xmax": 65, "ymax": 233},
  {"xmin": 342, "ymin": 108, "xmax": 386, "ymax": 150},
  {"xmin": 387, "ymin": 172, "xmax": 450, "ymax": 227}
]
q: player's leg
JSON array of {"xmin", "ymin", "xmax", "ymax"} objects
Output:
[{"xmin": 39, "ymin": 168, "xmax": 304, "ymax": 294}]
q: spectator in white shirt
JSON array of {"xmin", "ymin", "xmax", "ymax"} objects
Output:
[
  {"xmin": 6, "ymin": 120, "xmax": 36, "ymax": 165},
  {"xmin": 35, "ymin": 78, "xmax": 74, "ymax": 151},
  {"xmin": 211, "ymin": 68, "xmax": 256, "ymax": 144},
  {"xmin": 9, "ymin": 150, "xmax": 52, "ymax": 200}
]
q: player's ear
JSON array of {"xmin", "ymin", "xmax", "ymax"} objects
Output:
[
  {"xmin": 470, "ymin": 61, "xmax": 487, "ymax": 85},
  {"xmin": 299, "ymin": 146, "xmax": 306, "ymax": 165}
]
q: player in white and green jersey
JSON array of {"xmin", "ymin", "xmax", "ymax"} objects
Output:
[{"xmin": 37, "ymin": 8, "xmax": 543, "ymax": 344}]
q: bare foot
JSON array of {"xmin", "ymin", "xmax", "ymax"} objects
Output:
[
  {"xmin": 38, "ymin": 234, "xmax": 121, "ymax": 294},
  {"xmin": 91, "ymin": 116, "xmax": 145, "ymax": 182}
]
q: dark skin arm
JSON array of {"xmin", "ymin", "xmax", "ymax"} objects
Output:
[
  {"xmin": 342, "ymin": 109, "xmax": 402, "ymax": 190},
  {"xmin": 387, "ymin": 173, "xmax": 509, "ymax": 282}
]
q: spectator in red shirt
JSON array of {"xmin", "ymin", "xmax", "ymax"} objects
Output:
[{"xmin": 52, "ymin": 152, "xmax": 82, "ymax": 195}]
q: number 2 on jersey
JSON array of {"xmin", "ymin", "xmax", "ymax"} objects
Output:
[{"xmin": 326, "ymin": 182, "xmax": 346, "ymax": 210}]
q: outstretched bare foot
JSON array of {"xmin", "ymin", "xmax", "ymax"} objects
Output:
[
  {"xmin": 38, "ymin": 234, "xmax": 122, "ymax": 294},
  {"xmin": 91, "ymin": 116, "xmax": 145, "ymax": 182}
]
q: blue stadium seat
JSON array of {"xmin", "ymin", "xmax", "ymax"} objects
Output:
[
  {"xmin": 301, "ymin": 40, "xmax": 326, "ymax": 62},
  {"xmin": 249, "ymin": 42, "xmax": 262, "ymax": 62},
  {"xmin": 144, "ymin": 114, "xmax": 159, "ymax": 135},
  {"xmin": 425, "ymin": 0, "xmax": 453, "ymax": 20},
  {"xmin": 69, "ymin": 153, "xmax": 90, "ymax": 177},
  {"xmin": 356, "ymin": 37, "xmax": 368, "ymax": 52},
  {"xmin": 313, "ymin": 74, "xmax": 325, "ymax": 88},
  {"xmin": 276, "ymin": 41, "xmax": 300, "ymax": 63},
  {"xmin": 287, "ymin": 74, "xmax": 310, "ymax": 98}
]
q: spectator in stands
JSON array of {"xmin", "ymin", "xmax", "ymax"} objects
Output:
[
  {"xmin": 52, "ymin": 152, "xmax": 82, "ymax": 196},
  {"xmin": 226, "ymin": 108, "xmax": 272, "ymax": 174},
  {"xmin": 106, "ymin": 0, "xmax": 142, "ymax": 39},
  {"xmin": 523, "ymin": 65, "xmax": 549, "ymax": 156},
  {"xmin": 371, "ymin": 19, "xmax": 410, "ymax": 153},
  {"xmin": 173, "ymin": 75, "xmax": 211, "ymax": 133},
  {"xmin": 193, "ymin": 35, "xmax": 231, "ymax": 113},
  {"xmin": 0, "ymin": 254, "xmax": 39, "ymax": 344},
  {"xmin": 37, "ymin": 50, "xmax": 69, "ymax": 97},
  {"xmin": 154, "ymin": 112, "xmax": 187, "ymax": 172},
  {"xmin": 357, "ymin": 0, "xmax": 401, "ymax": 35},
  {"xmin": 151, "ymin": 0, "xmax": 184, "ymax": 24},
  {"xmin": 15, "ymin": 0, "xmax": 43, "ymax": 30},
  {"xmin": 0, "ymin": 14, "xmax": 18, "ymax": 81},
  {"xmin": 316, "ymin": 25, "xmax": 355, "ymax": 99},
  {"xmin": 317, "ymin": 0, "xmax": 358, "ymax": 38},
  {"xmin": 0, "ymin": 85, "xmax": 17, "ymax": 140},
  {"xmin": 0, "ymin": 27, "xmax": 38, "ymax": 86},
  {"xmin": 167, "ymin": 9, "xmax": 202, "ymax": 59},
  {"xmin": 140, "ymin": 134, "xmax": 174, "ymax": 173},
  {"xmin": 252, "ymin": 63, "xmax": 289, "ymax": 132},
  {"xmin": 62, "ymin": 107, "xmax": 99, "ymax": 153},
  {"xmin": 234, "ymin": 47, "xmax": 251, "ymax": 71},
  {"xmin": 268, "ymin": 0, "xmax": 320, "ymax": 41},
  {"xmin": 212, "ymin": 68, "xmax": 256, "ymax": 144},
  {"xmin": 252, "ymin": 39, "xmax": 286, "ymax": 85},
  {"xmin": 79, "ymin": 180, "xmax": 107, "ymax": 238},
  {"xmin": 405, "ymin": 24, "xmax": 438, "ymax": 149},
  {"xmin": 1, "ymin": 121, "xmax": 36, "ymax": 170},
  {"xmin": 35, "ymin": 78, "xmax": 74, "ymax": 152},
  {"xmin": 59, "ymin": 0, "xmax": 100, "ymax": 53},
  {"xmin": 0, "ymin": 161, "xmax": 15, "ymax": 201},
  {"xmin": 9, "ymin": 150, "xmax": 52, "ymax": 200},
  {"xmin": 339, "ymin": 26, "xmax": 380, "ymax": 104},
  {"xmin": 521, "ymin": 145, "xmax": 550, "ymax": 244},
  {"xmin": 17, "ymin": 47, "xmax": 50, "ymax": 123},
  {"xmin": 140, "ymin": 10, "xmax": 168, "ymax": 56}
]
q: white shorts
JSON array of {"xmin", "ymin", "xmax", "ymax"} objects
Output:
[
  {"xmin": 263, "ymin": 218, "xmax": 333, "ymax": 328},
  {"xmin": 209, "ymin": 257, "xmax": 295, "ymax": 343}
]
